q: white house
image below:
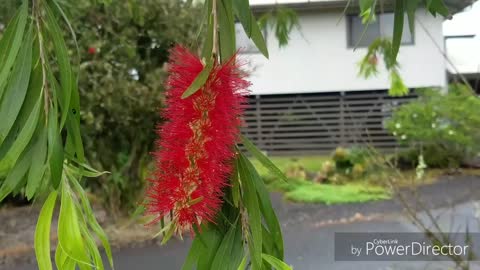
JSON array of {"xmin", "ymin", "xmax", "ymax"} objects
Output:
[
  {"xmin": 237, "ymin": 0, "xmax": 472, "ymax": 155},
  {"xmin": 444, "ymin": 1, "xmax": 480, "ymax": 82}
]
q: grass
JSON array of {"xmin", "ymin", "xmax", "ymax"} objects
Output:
[
  {"xmin": 284, "ymin": 182, "xmax": 390, "ymax": 204},
  {"xmin": 264, "ymin": 176, "xmax": 391, "ymax": 204},
  {"xmin": 250, "ymin": 156, "xmax": 328, "ymax": 178}
]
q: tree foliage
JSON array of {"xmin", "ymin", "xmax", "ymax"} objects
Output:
[
  {"xmin": 387, "ymin": 84, "xmax": 480, "ymax": 168},
  {"xmin": 71, "ymin": 0, "xmax": 202, "ymax": 214}
]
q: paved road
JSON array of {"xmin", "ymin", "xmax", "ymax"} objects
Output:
[{"xmin": 12, "ymin": 176, "xmax": 480, "ymax": 270}]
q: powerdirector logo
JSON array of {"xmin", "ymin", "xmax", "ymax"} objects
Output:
[{"xmin": 335, "ymin": 233, "xmax": 480, "ymax": 261}]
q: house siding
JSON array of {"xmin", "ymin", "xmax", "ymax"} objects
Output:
[
  {"xmin": 241, "ymin": 90, "xmax": 417, "ymax": 156},
  {"xmin": 242, "ymin": 8, "xmax": 447, "ymax": 95}
]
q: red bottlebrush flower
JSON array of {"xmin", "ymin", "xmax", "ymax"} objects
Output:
[
  {"xmin": 146, "ymin": 45, "xmax": 249, "ymax": 234},
  {"xmin": 88, "ymin": 47, "xmax": 97, "ymax": 55}
]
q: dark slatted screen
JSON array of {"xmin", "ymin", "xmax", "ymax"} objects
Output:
[{"xmin": 241, "ymin": 90, "xmax": 416, "ymax": 156}]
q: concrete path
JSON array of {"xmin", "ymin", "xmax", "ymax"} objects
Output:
[{"xmin": 11, "ymin": 176, "xmax": 480, "ymax": 270}]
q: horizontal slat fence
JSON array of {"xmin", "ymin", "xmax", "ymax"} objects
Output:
[{"xmin": 240, "ymin": 90, "xmax": 416, "ymax": 156}]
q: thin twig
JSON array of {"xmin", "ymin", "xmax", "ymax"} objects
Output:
[{"xmin": 34, "ymin": 0, "xmax": 50, "ymax": 116}]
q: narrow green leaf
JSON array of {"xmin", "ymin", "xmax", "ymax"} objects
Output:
[
  {"xmin": 0, "ymin": 146, "xmax": 32, "ymax": 202},
  {"xmin": 55, "ymin": 245, "xmax": 76, "ymax": 270},
  {"xmin": 57, "ymin": 182, "xmax": 90, "ymax": 268},
  {"xmin": 239, "ymin": 152, "xmax": 284, "ymax": 259},
  {"xmin": 249, "ymin": 164, "xmax": 283, "ymax": 257},
  {"xmin": 0, "ymin": 42, "xmax": 42, "ymax": 165},
  {"xmin": 249, "ymin": 11, "xmax": 269, "ymax": 58},
  {"xmin": 233, "ymin": 0, "xmax": 251, "ymax": 37},
  {"xmin": 181, "ymin": 236, "xmax": 203, "ymax": 270},
  {"xmin": 262, "ymin": 254, "xmax": 292, "ymax": 270},
  {"xmin": 65, "ymin": 86, "xmax": 85, "ymax": 163},
  {"xmin": 48, "ymin": 111, "xmax": 64, "ymax": 190},
  {"xmin": 26, "ymin": 128, "xmax": 48, "ymax": 200},
  {"xmin": 391, "ymin": 0, "xmax": 404, "ymax": 63},
  {"xmin": 69, "ymin": 176, "xmax": 114, "ymax": 269},
  {"xmin": 237, "ymin": 157, "xmax": 262, "ymax": 270},
  {"xmin": 406, "ymin": 0, "xmax": 420, "ymax": 36},
  {"xmin": 241, "ymin": 134, "xmax": 288, "ymax": 182},
  {"xmin": 233, "ymin": 0, "xmax": 252, "ymax": 36},
  {"xmin": 426, "ymin": 0, "xmax": 450, "ymax": 17},
  {"xmin": 218, "ymin": 0, "xmax": 236, "ymax": 62},
  {"xmin": 210, "ymin": 223, "xmax": 239, "ymax": 270},
  {"xmin": 79, "ymin": 218, "xmax": 105, "ymax": 270},
  {"xmin": 237, "ymin": 256, "xmax": 248, "ymax": 270},
  {"xmin": 0, "ymin": 0, "xmax": 28, "ymax": 100},
  {"xmin": 0, "ymin": 26, "xmax": 33, "ymax": 144},
  {"xmin": 44, "ymin": 3, "xmax": 73, "ymax": 129},
  {"xmin": 201, "ymin": 1, "xmax": 214, "ymax": 60},
  {"xmin": 0, "ymin": 97, "xmax": 42, "ymax": 177},
  {"xmin": 232, "ymin": 167, "xmax": 241, "ymax": 207},
  {"xmin": 161, "ymin": 223, "xmax": 176, "ymax": 245},
  {"xmin": 34, "ymin": 191, "xmax": 57, "ymax": 270},
  {"xmin": 197, "ymin": 226, "xmax": 223, "ymax": 270},
  {"xmin": 181, "ymin": 61, "xmax": 214, "ymax": 99}
]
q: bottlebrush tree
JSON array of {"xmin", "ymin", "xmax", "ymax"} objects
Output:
[{"xmin": 0, "ymin": 0, "xmax": 455, "ymax": 269}]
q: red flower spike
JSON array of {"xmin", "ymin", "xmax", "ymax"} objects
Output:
[{"xmin": 146, "ymin": 45, "xmax": 249, "ymax": 234}]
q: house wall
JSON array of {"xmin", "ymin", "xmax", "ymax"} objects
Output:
[{"xmin": 242, "ymin": 8, "xmax": 447, "ymax": 95}]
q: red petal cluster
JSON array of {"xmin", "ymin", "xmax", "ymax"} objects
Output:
[{"xmin": 146, "ymin": 45, "xmax": 249, "ymax": 233}]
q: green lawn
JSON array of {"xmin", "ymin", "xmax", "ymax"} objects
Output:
[
  {"xmin": 251, "ymin": 156, "xmax": 391, "ymax": 204},
  {"xmin": 250, "ymin": 156, "xmax": 328, "ymax": 178}
]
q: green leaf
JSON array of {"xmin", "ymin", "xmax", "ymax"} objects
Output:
[
  {"xmin": 426, "ymin": 0, "xmax": 450, "ymax": 17},
  {"xmin": 44, "ymin": 3, "xmax": 73, "ymax": 129},
  {"xmin": 196, "ymin": 226, "xmax": 223, "ymax": 270},
  {"xmin": 262, "ymin": 254, "xmax": 292, "ymax": 270},
  {"xmin": 181, "ymin": 235, "xmax": 203, "ymax": 270},
  {"xmin": 69, "ymin": 176, "xmax": 114, "ymax": 269},
  {"xmin": 237, "ymin": 256, "xmax": 247, "ymax": 270},
  {"xmin": 210, "ymin": 223, "xmax": 241, "ymax": 270},
  {"xmin": 391, "ymin": 0, "xmax": 404, "ymax": 63},
  {"xmin": 57, "ymin": 181, "xmax": 90, "ymax": 268},
  {"xmin": 55, "ymin": 245, "xmax": 76, "ymax": 270},
  {"xmin": 34, "ymin": 191, "xmax": 57, "ymax": 270},
  {"xmin": 406, "ymin": 0, "xmax": 420, "ymax": 36},
  {"xmin": 0, "ymin": 26, "xmax": 33, "ymax": 144},
  {"xmin": 239, "ymin": 151, "xmax": 284, "ymax": 259},
  {"xmin": 359, "ymin": 0, "xmax": 375, "ymax": 12},
  {"xmin": 389, "ymin": 70, "xmax": 409, "ymax": 97},
  {"xmin": 233, "ymin": 0, "xmax": 252, "ymax": 37},
  {"xmin": 64, "ymin": 85, "xmax": 85, "ymax": 163},
  {"xmin": 181, "ymin": 61, "xmax": 214, "ymax": 99},
  {"xmin": 201, "ymin": 9, "xmax": 214, "ymax": 60},
  {"xmin": 249, "ymin": 11, "xmax": 269, "ymax": 58},
  {"xmin": 218, "ymin": 0, "xmax": 236, "ymax": 62},
  {"xmin": 26, "ymin": 128, "xmax": 48, "ymax": 200},
  {"xmin": 241, "ymin": 134, "xmax": 288, "ymax": 182},
  {"xmin": 79, "ymin": 218, "xmax": 105, "ymax": 270},
  {"xmin": 48, "ymin": 111, "xmax": 64, "ymax": 190},
  {"xmin": 161, "ymin": 223, "xmax": 176, "ymax": 245},
  {"xmin": 0, "ymin": 97, "xmax": 42, "ymax": 177},
  {"xmin": 0, "ymin": 0, "xmax": 28, "ymax": 101},
  {"xmin": 237, "ymin": 157, "xmax": 262, "ymax": 270},
  {"xmin": 0, "ymin": 146, "xmax": 32, "ymax": 202}
]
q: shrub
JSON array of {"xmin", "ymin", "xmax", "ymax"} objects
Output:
[
  {"xmin": 387, "ymin": 84, "xmax": 480, "ymax": 168},
  {"xmin": 70, "ymin": 0, "xmax": 202, "ymax": 214}
]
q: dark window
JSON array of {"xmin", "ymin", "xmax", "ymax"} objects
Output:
[{"xmin": 348, "ymin": 13, "xmax": 414, "ymax": 47}]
